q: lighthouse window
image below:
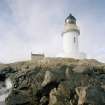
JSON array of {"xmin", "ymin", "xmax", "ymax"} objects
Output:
[{"xmin": 74, "ymin": 37, "xmax": 76, "ymax": 43}]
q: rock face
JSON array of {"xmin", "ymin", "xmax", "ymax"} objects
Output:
[{"xmin": 0, "ymin": 58, "xmax": 105, "ymax": 105}]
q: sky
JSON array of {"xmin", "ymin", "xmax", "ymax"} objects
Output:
[{"xmin": 0, "ymin": 0, "xmax": 105, "ymax": 63}]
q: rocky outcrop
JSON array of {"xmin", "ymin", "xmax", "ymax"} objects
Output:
[{"xmin": 0, "ymin": 58, "xmax": 105, "ymax": 105}]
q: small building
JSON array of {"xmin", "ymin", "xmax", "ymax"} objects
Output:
[{"xmin": 31, "ymin": 53, "xmax": 45, "ymax": 60}]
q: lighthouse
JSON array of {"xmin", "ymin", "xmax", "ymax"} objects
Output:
[
  {"xmin": 31, "ymin": 13, "xmax": 86, "ymax": 60},
  {"xmin": 58, "ymin": 14, "xmax": 86, "ymax": 59}
]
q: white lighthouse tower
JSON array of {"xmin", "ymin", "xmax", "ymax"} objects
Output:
[{"xmin": 59, "ymin": 14, "xmax": 86, "ymax": 59}]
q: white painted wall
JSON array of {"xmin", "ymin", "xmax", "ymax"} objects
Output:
[{"xmin": 63, "ymin": 31, "xmax": 79, "ymax": 55}]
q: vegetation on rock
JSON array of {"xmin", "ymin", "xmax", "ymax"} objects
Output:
[{"xmin": 0, "ymin": 58, "xmax": 105, "ymax": 105}]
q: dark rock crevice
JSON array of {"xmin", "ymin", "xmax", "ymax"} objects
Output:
[{"xmin": 36, "ymin": 81, "xmax": 60, "ymax": 105}]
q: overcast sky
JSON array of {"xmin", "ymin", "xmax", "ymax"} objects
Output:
[{"xmin": 0, "ymin": 0, "xmax": 105, "ymax": 63}]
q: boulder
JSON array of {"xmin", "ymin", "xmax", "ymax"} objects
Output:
[{"xmin": 76, "ymin": 86, "xmax": 105, "ymax": 105}]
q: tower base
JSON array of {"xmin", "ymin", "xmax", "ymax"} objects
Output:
[{"xmin": 57, "ymin": 52, "xmax": 86, "ymax": 59}]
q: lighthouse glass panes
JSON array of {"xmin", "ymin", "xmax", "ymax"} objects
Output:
[{"xmin": 65, "ymin": 14, "xmax": 76, "ymax": 24}]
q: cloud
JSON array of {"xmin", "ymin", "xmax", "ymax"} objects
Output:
[
  {"xmin": 0, "ymin": 0, "xmax": 105, "ymax": 63},
  {"xmin": 0, "ymin": 0, "xmax": 66, "ymax": 63}
]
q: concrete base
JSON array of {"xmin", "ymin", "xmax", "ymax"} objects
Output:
[{"xmin": 57, "ymin": 52, "xmax": 86, "ymax": 59}]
